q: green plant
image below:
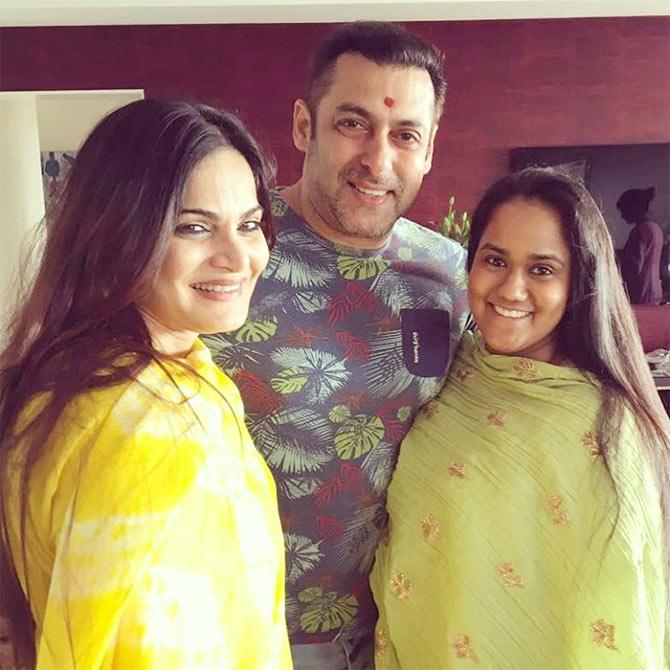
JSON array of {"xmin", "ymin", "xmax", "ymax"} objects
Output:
[{"xmin": 440, "ymin": 195, "xmax": 470, "ymax": 249}]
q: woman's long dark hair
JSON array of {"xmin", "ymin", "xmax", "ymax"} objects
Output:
[
  {"xmin": 467, "ymin": 166, "xmax": 670, "ymax": 570},
  {"xmin": 0, "ymin": 98, "xmax": 275, "ymax": 667}
]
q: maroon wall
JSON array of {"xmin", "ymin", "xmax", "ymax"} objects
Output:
[{"xmin": 1, "ymin": 17, "xmax": 668, "ymax": 227}]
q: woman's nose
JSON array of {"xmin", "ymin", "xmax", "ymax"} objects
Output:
[
  {"xmin": 210, "ymin": 233, "xmax": 247, "ymax": 271},
  {"xmin": 496, "ymin": 269, "xmax": 528, "ymax": 301}
]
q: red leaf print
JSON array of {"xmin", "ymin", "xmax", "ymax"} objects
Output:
[
  {"xmin": 316, "ymin": 516, "xmax": 346, "ymax": 541},
  {"xmin": 327, "ymin": 284, "xmax": 378, "ymax": 326},
  {"xmin": 233, "ymin": 369, "xmax": 283, "ymax": 414},
  {"xmin": 314, "ymin": 474, "xmax": 346, "ymax": 508},
  {"xmin": 335, "ymin": 332, "xmax": 371, "ymax": 362},
  {"xmin": 314, "ymin": 463, "xmax": 365, "ymax": 508},
  {"xmin": 384, "ymin": 420, "xmax": 408, "ymax": 445},
  {"xmin": 340, "ymin": 462, "xmax": 365, "ymax": 494}
]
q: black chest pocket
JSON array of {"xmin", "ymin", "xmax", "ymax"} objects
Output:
[{"xmin": 400, "ymin": 308, "xmax": 451, "ymax": 377}]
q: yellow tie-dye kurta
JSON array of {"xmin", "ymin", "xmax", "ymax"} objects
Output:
[
  {"xmin": 371, "ymin": 333, "xmax": 666, "ymax": 670},
  {"xmin": 4, "ymin": 340, "xmax": 292, "ymax": 669}
]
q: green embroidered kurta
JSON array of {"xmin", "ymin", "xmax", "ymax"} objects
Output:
[{"xmin": 371, "ymin": 333, "xmax": 666, "ymax": 669}]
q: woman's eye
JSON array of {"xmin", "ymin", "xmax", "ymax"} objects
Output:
[
  {"xmin": 175, "ymin": 223, "xmax": 209, "ymax": 236},
  {"xmin": 530, "ymin": 265, "xmax": 554, "ymax": 276},
  {"xmin": 240, "ymin": 220, "xmax": 263, "ymax": 233},
  {"xmin": 484, "ymin": 256, "xmax": 505, "ymax": 267}
]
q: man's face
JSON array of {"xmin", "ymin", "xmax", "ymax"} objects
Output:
[{"xmin": 293, "ymin": 53, "xmax": 438, "ymax": 247}]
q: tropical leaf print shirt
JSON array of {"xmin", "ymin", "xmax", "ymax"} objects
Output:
[{"xmin": 203, "ymin": 192, "xmax": 469, "ymax": 646}]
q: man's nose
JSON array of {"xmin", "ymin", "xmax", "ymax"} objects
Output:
[{"xmin": 359, "ymin": 134, "xmax": 394, "ymax": 178}]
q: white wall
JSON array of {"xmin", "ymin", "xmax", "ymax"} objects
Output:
[
  {"xmin": 37, "ymin": 91, "xmax": 144, "ymax": 151},
  {"xmin": 0, "ymin": 95, "xmax": 45, "ymax": 325},
  {"xmin": 0, "ymin": 90, "xmax": 144, "ymax": 328}
]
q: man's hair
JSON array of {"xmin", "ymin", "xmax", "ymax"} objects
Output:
[{"xmin": 306, "ymin": 21, "xmax": 446, "ymax": 118}]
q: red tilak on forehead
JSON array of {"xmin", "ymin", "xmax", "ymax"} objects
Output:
[{"xmin": 384, "ymin": 97, "xmax": 395, "ymax": 108}]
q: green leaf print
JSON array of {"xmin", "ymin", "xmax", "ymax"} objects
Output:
[
  {"xmin": 270, "ymin": 368, "xmax": 309, "ymax": 394},
  {"xmin": 285, "ymin": 534, "xmax": 324, "ymax": 585},
  {"xmin": 329, "ymin": 405, "xmax": 351, "ymax": 424},
  {"xmin": 279, "ymin": 476, "xmax": 321, "ymax": 500},
  {"xmin": 264, "ymin": 230, "xmax": 335, "ymax": 289},
  {"xmin": 397, "ymin": 406, "xmax": 412, "ymax": 422},
  {"xmin": 337, "ymin": 256, "xmax": 390, "ymax": 280},
  {"xmin": 298, "ymin": 587, "xmax": 324, "ymax": 604},
  {"xmin": 292, "ymin": 291, "xmax": 329, "ymax": 314},
  {"xmin": 335, "ymin": 503, "xmax": 386, "ymax": 574},
  {"xmin": 265, "ymin": 439, "xmax": 331, "ymax": 474},
  {"xmin": 363, "ymin": 332, "xmax": 414, "ymax": 397},
  {"xmin": 270, "ymin": 347, "xmax": 351, "ymax": 404},
  {"xmin": 370, "ymin": 269, "xmax": 412, "ymax": 315},
  {"xmin": 297, "ymin": 587, "xmax": 359, "ymax": 633},
  {"xmin": 334, "ymin": 415, "xmax": 384, "ymax": 460},
  {"xmin": 271, "ymin": 198, "xmax": 290, "ymax": 217},
  {"xmin": 234, "ymin": 317, "xmax": 278, "ymax": 343},
  {"xmin": 361, "ymin": 442, "xmax": 395, "ymax": 494},
  {"xmin": 285, "ymin": 596, "xmax": 300, "ymax": 634},
  {"xmin": 250, "ymin": 408, "xmax": 335, "ymax": 465}
]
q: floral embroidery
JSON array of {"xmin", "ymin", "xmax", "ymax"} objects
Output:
[
  {"xmin": 454, "ymin": 366, "xmax": 473, "ymax": 382},
  {"xmin": 451, "ymin": 634, "xmax": 479, "ymax": 663},
  {"xmin": 496, "ymin": 562, "xmax": 524, "ymax": 588},
  {"xmin": 420, "ymin": 514, "xmax": 440, "ymax": 541},
  {"xmin": 590, "ymin": 619, "xmax": 618, "ymax": 650},
  {"xmin": 447, "ymin": 462, "xmax": 466, "ymax": 479},
  {"xmin": 514, "ymin": 359, "xmax": 539, "ymax": 380},
  {"xmin": 422, "ymin": 400, "xmax": 438, "ymax": 418},
  {"xmin": 581, "ymin": 431, "xmax": 603, "ymax": 459},
  {"xmin": 546, "ymin": 495, "xmax": 571, "ymax": 525},
  {"xmin": 487, "ymin": 408, "xmax": 507, "ymax": 427},
  {"xmin": 390, "ymin": 573, "xmax": 412, "ymax": 600},
  {"xmin": 375, "ymin": 629, "xmax": 389, "ymax": 658}
]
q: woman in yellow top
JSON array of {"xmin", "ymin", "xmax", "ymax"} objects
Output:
[
  {"xmin": 1, "ymin": 99, "xmax": 292, "ymax": 669},
  {"xmin": 371, "ymin": 167, "xmax": 669, "ymax": 669}
]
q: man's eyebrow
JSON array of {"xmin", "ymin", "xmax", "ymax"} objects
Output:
[
  {"xmin": 335, "ymin": 103, "xmax": 426, "ymax": 129},
  {"xmin": 335, "ymin": 103, "xmax": 372, "ymax": 120}
]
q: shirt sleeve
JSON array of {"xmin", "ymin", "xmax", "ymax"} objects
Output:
[{"xmin": 35, "ymin": 388, "xmax": 202, "ymax": 669}]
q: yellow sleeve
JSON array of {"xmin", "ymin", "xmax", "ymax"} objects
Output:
[{"xmin": 33, "ymin": 383, "xmax": 202, "ymax": 669}]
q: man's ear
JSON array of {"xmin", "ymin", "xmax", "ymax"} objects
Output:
[
  {"xmin": 293, "ymin": 99, "xmax": 312, "ymax": 153},
  {"xmin": 423, "ymin": 124, "xmax": 438, "ymax": 175}
]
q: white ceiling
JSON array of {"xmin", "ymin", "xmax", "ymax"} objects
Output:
[{"xmin": 1, "ymin": 0, "xmax": 668, "ymax": 27}]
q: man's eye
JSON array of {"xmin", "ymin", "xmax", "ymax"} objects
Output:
[
  {"xmin": 175, "ymin": 223, "xmax": 209, "ymax": 236},
  {"xmin": 396, "ymin": 131, "xmax": 420, "ymax": 144},
  {"xmin": 337, "ymin": 119, "xmax": 366, "ymax": 132}
]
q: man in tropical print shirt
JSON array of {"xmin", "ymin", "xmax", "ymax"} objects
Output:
[{"xmin": 204, "ymin": 21, "xmax": 468, "ymax": 669}]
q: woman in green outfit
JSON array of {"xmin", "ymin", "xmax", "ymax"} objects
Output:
[{"xmin": 371, "ymin": 167, "xmax": 669, "ymax": 669}]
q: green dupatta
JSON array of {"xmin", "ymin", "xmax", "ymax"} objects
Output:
[{"xmin": 371, "ymin": 333, "xmax": 666, "ymax": 669}]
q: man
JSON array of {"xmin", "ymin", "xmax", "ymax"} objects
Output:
[{"xmin": 204, "ymin": 21, "xmax": 468, "ymax": 669}]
